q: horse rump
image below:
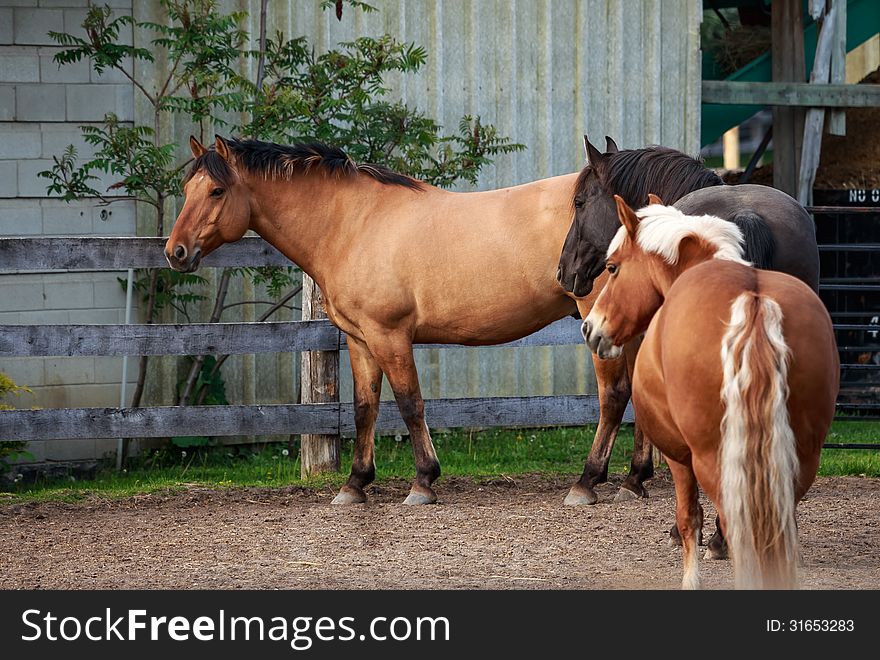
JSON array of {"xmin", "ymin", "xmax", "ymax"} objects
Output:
[{"xmin": 729, "ymin": 211, "xmax": 775, "ymax": 270}]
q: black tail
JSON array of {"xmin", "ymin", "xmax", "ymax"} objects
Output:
[{"xmin": 730, "ymin": 211, "xmax": 775, "ymax": 269}]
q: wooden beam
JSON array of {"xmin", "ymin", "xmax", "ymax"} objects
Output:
[
  {"xmin": 701, "ymin": 81, "xmax": 880, "ymax": 107},
  {"xmin": 799, "ymin": 3, "xmax": 838, "ymax": 206},
  {"xmin": 723, "ymin": 126, "xmax": 740, "ymax": 170},
  {"xmin": 828, "ymin": 0, "xmax": 848, "ymax": 135},
  {"xmin": 772, "ymin": 0, "xmax": 806, "ymax": 197},
  {"xmin": 0, "ymin": 317, "xmax": 586, "ymax": 357},
  {"xmin": 0, "ymin": 395, "xmax": 624, "ymax": 441},
  {"xmin": 0, "ymin": 236, "xmax": 293, "ymax": 271},
  {"xmin": 0, "ymin": 321, "xmax": 339, "ymax": 357},
  {"xmin": 299, "ymin": 274, "xmax": 340, "ymax": 476}
]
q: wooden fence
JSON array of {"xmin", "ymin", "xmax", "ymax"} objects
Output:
[{"xmin": 0, "ymin": 237, "xmax": 616, "ymax": 447}]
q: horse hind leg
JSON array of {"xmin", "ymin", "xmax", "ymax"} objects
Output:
[
  {"xmin": 367, "ymin": 333, "xmax": 440, "ymax": 505},
  {"xmin": 564, "ymin": 353, "xmax": 630, "ymax": 506},
  {"xmin": 705, "ymin": 515, "xmax": 729, "ymax": 560},
  {"xmin": 668, "ymin": 459, "xmax": 703, "ymax": 590},
  {"xmin": 333, "ymin": 337, "xmax": 383, "ymax": 505}
]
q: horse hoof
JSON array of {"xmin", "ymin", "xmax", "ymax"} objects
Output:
[
  {"xmin": 613, "ymin": 486, "xmax": 644, "ymax": 503},
  {"xmin": 403, "ymin": 488, "xmax": 437, "ymax": 505},
  {"xmin": 563, "ymin": 485, "xmax": 598, "ymax": 506},
  {"xmin": 706, "ymin": 540, "xmax": 729, "ymax": 560},
  {"xmin": 704, "ymin": 546, "xmax": 728, "ymax": 560},
  {"xmin": 331, "ymin": 487, "xmax": 367, "ymax": 505}
]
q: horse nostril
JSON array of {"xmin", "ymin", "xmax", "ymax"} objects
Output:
[
  {"xmin": 174, "ymin": 245, "xmax": 187, "ymax": 261},
  {"xmin": 581, "ymin": 319, "xmax": 592, "ymax": 341}
]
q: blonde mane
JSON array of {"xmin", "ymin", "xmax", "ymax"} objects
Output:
[{"xmin": 607, "ymin": 203, "xmax": 750, "ymax": 266}]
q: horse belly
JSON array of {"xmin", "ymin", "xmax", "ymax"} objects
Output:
[
  {"xmin": 413, "ymin": 296, "xmax": 574, "ymax": 345},
  {"xmin": 631, "ymin": 326, "xmax": 692, "ymax": 464},
  {"xmin": 634, "ymin": 306, "xmax": 726, "ymax": 465}
]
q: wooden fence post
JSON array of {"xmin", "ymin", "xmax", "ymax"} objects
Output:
[
  {"xmin": 299, "ymin": 274, "xmax": 341, "ymax": 477},
  {"xmin": 771, "ymin": 0, "xmax": 806, "ymax": 197}
]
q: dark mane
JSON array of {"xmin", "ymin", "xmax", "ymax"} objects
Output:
[
  {"xmin": 185, "ymin": 138, "xmax": 424, "ymax": 191},
  {"xmin": 575, "ymin": 146, "xmax": 722, "ymax": 208}
]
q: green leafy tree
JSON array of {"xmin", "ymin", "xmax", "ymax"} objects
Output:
[
  {"xmin": 0, "ymin": 373, "xmax": 33, "ymax": 472},
  {"xmin": 41, "ymin": 1, "xmax": 249, "ymax": 410},
  {"xmin": 41, "ymin": 0, "xmax": 525, "ymax": 416}
]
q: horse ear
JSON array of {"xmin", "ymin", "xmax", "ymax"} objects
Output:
[
  {"xmin": 189, "ymin": 136, "xmax": 207, "ymax": 158},
  {"xmin": 647, "ymin": 193, "xmax": 664, "ymax": 206},
  {"xmin": 605, "ymin": 136, "xmax": 620, "ymax": 154},
  {"xmin": 214, "ymin": 135, "xmax": 230, "ymax": 161},
  {"xmin": 614, "ymin": 195, "xmax": 639, "ymax": 238},
  {"xmin": 583, "ymin": 135, "xmax": 604, "ymax": 166}
]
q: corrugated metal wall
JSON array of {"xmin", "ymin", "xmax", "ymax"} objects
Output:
[{"xmin": 135, "ymin": 0, "xmax": 702, "ymax": 411}]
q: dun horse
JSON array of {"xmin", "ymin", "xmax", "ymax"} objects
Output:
[
  {"xmin": 582, "ymin": 195, "xmax": 838, "ymax": 589},
  {"xmin": 166, "ymin": 135, "xmax": 614, "ymax": 505}
]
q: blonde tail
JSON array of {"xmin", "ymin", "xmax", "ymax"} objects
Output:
[{"xmin": 719, "ymin": 293, "xmax": 799, "ymax": 589}]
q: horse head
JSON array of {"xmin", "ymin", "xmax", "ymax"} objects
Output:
[
  {"xmin": 581, "ymin": 195, "xmax": 665, "ymax": 359},
  {"xmin": 165, "ymin": 135, "xmax": 252, "ymax": 272},
  {"xmin": 556, "ymin": 135, "xmax": 624, "ymax": 297}
]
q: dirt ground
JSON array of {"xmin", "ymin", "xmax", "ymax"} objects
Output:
[{"xmin": 0, "ymin": 473, "xmax": 877, "ymax": 590}]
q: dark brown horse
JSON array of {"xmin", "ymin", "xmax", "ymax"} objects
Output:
[
  {"xmin": 582, "ymin": 196, "xmax": 837, "ymax": 588},
  {"xmin": 167, "ymin": 135, "xmax": 618, "ymax": 505},
  {"xmin": 556, "ymin": 137, "xmax": 820, "ymax": 520}
]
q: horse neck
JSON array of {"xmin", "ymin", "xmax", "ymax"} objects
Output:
[
  {"xmin": 244, "ymin": 171, "xmax": 382, "ymax": 286},
  {"xmin": 606, "ymin": 152, "xmax": 720, "ymax": 206}
]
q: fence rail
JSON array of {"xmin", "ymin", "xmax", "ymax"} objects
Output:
[
  {"xmin": 0, "ymin": 318, "xmax": 585, "ymax": 358},
  {"xmin": 0, "ymin": 236, "xmax": 600, "ymax": 446},
  {"xmin": 0, "ymin": 395, "xmax": 619, "ymax": 441},
  {"xmin": 0, "ymin": 237, "xmax": 290, "ymax": 271},
  {"xmin": 1, "ymin": 233, "xmax": 874, "ymax": 447}
]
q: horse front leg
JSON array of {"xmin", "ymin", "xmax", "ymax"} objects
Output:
[
  {"xmin": 616, "ymin": 337, "xmax": 654, "ymax": 501},
  {"xmin": 332, "ymin": 336, "xmax": 383, "ymax": 505},
  {"xmin": 564, "ymin": 352, "xmax": 630, "ymax": 506},
  {"xmin": 368, "ymin": 334, "xmax": 440, "ymax": 505},
  {"xmin": 616, "ymin": 423, "xmax": 654, "ymax": 501}
]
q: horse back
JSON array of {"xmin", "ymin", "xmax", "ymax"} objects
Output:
[
  {"xmin": 635, "ymin": 261, "xmax": 837, "ymax": 473},
  {"xmin": 674, "ymin": 184, "xmax": 819, "ymax": 292}
]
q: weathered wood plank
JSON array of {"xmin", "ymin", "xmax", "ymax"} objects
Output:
[
  {"xmin": 798, "ymin": 4, "xmax": 838, "ymax": 205},
  {"xmin": 299, "ymin": 274, "xmax": 340, "ymax": 476},
  {"xmin": 0, "ymin": 403, "xmax": 340, "ymax": 440},
  {"xmin": 0, "ymin": 395, "xmax": 618, "ymax": 441},
  {"xmin": 771, "ymin": 0, "xmax": 806, "ymax": 197},
  {"xmin": 828, "ymin": 0, "xmax": 847, "ymax": 135},
  {"xmin": 0, "ymin": 317, "xmax": 586, "ymax": 357},
  {"xmin": 702, "ymin": 81, "xmax": 880, "ymax": 108},
  {"xmin": 0, "ymin": 237, "xmax": 293, "ymax": 271},
  {"xmin": 0, "ymin": 321, "xmax": 339, "ymax": 357}
]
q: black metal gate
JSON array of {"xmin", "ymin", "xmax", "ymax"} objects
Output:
[{"xmin": 810, "ymin": 189, "xmax": 880, "ymax": 449}]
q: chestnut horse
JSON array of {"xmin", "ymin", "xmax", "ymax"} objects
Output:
[
  {"xmin": 166, "ymin": 135, "xmax": 616, "ymax": 505},
  {"xmin": 582, "ymin": 195, "xmax": 838, "ymax": 588}
]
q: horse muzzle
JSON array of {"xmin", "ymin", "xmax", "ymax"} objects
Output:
[
  {"xmin": 581, "ymin": 316, "xmax": 622, "ymax": 360},
  {"xmin": 557, "ymin": 267, "xmax": 594, "ymax": 298},
  {"xmin": 165, "ymin": 243, "xmax": 203, "ymax": 272}
]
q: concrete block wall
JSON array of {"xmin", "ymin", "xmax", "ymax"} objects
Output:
[{"xmin": 0, "ymin": 1, "xmax": 136, "ymax": 464}]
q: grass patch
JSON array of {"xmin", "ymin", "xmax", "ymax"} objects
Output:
[
  {"xmin": 2, "ymin": 421, "xmax": 877, "ymax": 504},
  {"xmin": 819, "ymin": 421, "xmax": 880, "ymax": 477}
]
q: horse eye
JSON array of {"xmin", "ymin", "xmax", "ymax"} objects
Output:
[
  {"xmin": 210, "ymin": 187, "xmax": 225, "ymax": 198},
  {"xmin": 607, "ymin": 263, "xmax": 618, "ymax": 275},
  {"xmin": 574, "ymin": 198, "xmax": 584, "ymax": 210}
]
